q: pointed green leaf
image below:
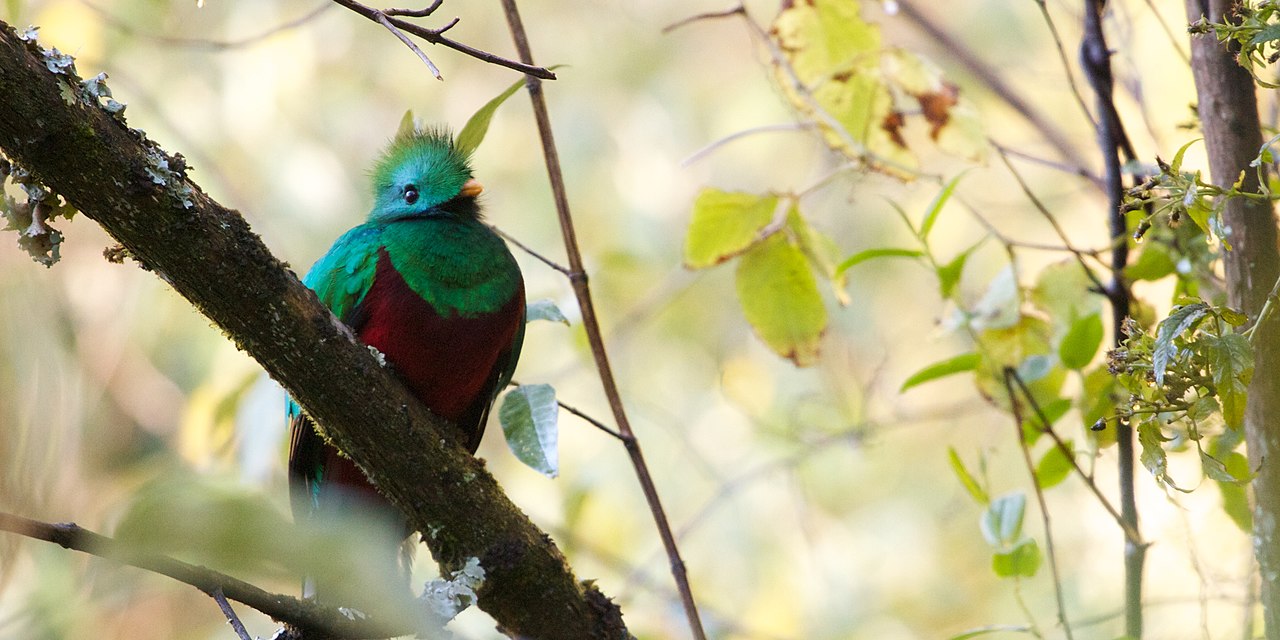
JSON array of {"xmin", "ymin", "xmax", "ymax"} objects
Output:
[
  {"xmin": 455, "ymin": 69, "xmax": 560, "ymax": 155},
  {"xmin": 499, "ymin": 384, "xmax": 560, "ymax": 478},
  {"xmin": 992, "ymin": 537, "xmax": 1041, "ymax": 578},
  {"xmin": 1250, "ymin": 23, "xmax": 1280, "ymax": 46},
  {"xmin": 1203, "ymin": 332, "xmax": 1253, "ymax": 429},
  {"xmin": 1035, "ymin": 441, "xmax": 1075, "ymax": 489},
  {"xmin": 526, "ymin": 298, "xmax": 570, "ymax": 325},
  {"xmin": 980, "ymin": 492, "xmax": 1026, "ymax": 547},
  {"xmin": 1153, "ymin": 302, "xmax": 1209, "ymax": 385},
  {"xmin": 684, "ymin": 189, "xmax": 778, "ymax": 268},
  {"xmin": 735, "ymin": 233, "xmax": 827, "ymax": 366},
  {"xmin": 1125, "ymin": 242, "xmax": 1177, "ymax": 282},
  {"xmin": 919, "ymin": 171, "xmax": 967, "ymax": 241},
  {"xmin": 1169, "ymin": 138, "xmax": 1202, "ymax": 175},
  {"xmin": 1137, "ymin": 417, "xmax": 1170, "ymax": 482},
  {"xmin": 1199, "ymin": 446, "xmax": 1241, "ymax": 484},
  {"xmin": 948, "ymin": 447, "xmax": 989, "ymax": 505},
  {"xmin": 900, "ymin": 352, "xmax": 979, "ymax": 392},
  {"xmin": 1059, "ymin": 312, "xmax": 1104, "ymax": 370},
  {"xmin": 835, "ymin": 247, "xmax": 924, "ymax": 276}
]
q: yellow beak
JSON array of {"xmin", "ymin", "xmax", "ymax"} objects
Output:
[{"xmin": 460, "ymin": 178, "xmax": 484, "ymax": 198}]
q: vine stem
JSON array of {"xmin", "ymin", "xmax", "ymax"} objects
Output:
[{"xmin": 496, "ymin": 2, "xmax": 708, "ymax": 638}]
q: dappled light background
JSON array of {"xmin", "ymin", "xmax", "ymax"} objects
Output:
[{"xmin": 0, "ymin": 0, "xmax": 1260, "ymax": 638}]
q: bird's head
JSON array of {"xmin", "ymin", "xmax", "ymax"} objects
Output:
[{"xmin": 369, "ymin": 127, "xmax": 483, "ymax": 222}]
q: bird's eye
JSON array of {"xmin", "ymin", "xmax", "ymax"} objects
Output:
[{"xmin": 403, "ymin": 185, "xmax": 419, "ymax": 205}]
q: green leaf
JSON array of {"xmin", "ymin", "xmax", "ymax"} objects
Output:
[
  {"xmin": 1199, "ymin": 446, "xmax": 1241, "ymax": 484},
  {"xmin": 1152, "ymin": 302, "xmax": 1209, "ymax": 385},
  {"xmin": 900, "ymin": 352, "xmax": 979, "ymax": 392},
  {"xmin": 835, "ymin": 247, "xmax": 923, "ymax": 276},
  {"xmin": 456, "ymin": 70, "xmax": 559, "ymax": 155},
  {"xmin": 1169, "ymin": 138, "xmax": 1202, "ymax": 175},
  {"xmin": 786, "ymin": 206, "xmax": 851, "ymax": 305},
  {"xmin": 1059, "ymin": 312, "xmax": 1104, "ymax": 370},
  {"xmin": 735, "ymin": 233, "xmax": 827, "ymax": 366},
  {"xmin": 948, "ymin": 447, "xmax": 989, "ymax": 505},
  {"xmin": 1217, "ymin": 450, "xmax": 1253, "ymax": 532},
  {"xmin": 947, "ymin": 625, "xmax": 1037, "ymax": 640},
  {"xmin": 992, "ymin": 537, "xmax": 1042, "ymax": 578},
  {"xmin": 1125, "ymin": 242, "xmax": 1177, "ymax": 282},
  {"xmin": 1204, "ymin": 332, "xmax": 1254, "ymax": 429},
  {"xmin": 1137, "ymin": 418, "xmax": 1170, "ymax": 481},
  {"xmin": 526, "ymin": 298, "xmax": 570, "ymax": 325},
  {"xmin": 979, "ymin": 492, "xmax": 1025, "ymax": 547},
  {"xmin": 1035, "ymin": 441, "xmax": 1075, "ymax": 489},
  {"xmin": 936, "ymin": 245, "xmax": 972, "ymax": 300},
  {"xmin": 684, "ymin": 189, "xmax": 778, "ymax": 268},
  {"xmin": 919, "ymin": 171, "xmax": 967, "ymax": 241},
  {"xmin": 499, "ymin": 384, "xmax": 560, "ymax": 478},
  {"xmin": 1249, "ymin": 23, "xmax": 1280, "ymax": 46}
]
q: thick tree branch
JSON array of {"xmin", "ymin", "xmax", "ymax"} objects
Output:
[
  {"xmin": 0, "ymin": 21, "xmax": 622, "ymax": 640},
  {"xmin": 1185, "ymin": 2, "xmax": 1280, "ymax": 637}
]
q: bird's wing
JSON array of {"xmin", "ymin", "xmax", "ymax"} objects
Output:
[{"xmin": 287, "ymin": 225, "xmax": 383, "ymax": 517}]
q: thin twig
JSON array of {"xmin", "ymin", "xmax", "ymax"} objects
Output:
[
  {"xmin": 497, "ymin": 2, "xmax": 707, "ymax": 638},
  {"xmin": 1007, "ymin": 368, "xmax": 1144, "ymax": 546},
  {"xmin": 373, "ymin": 11, "xmax": 443, "ymax": 80},
  {"xmin": 1033, "ymin": 0, "xmax": 1098, "ymax": 131},
  {"xmin": 511, "ymin": 380, "xmax": 624, "ymax": 440},
  {"xmin": 661, "ymin": 5, "xmax": 747, "ymax": 34},
  {"xmin": 681, "ymin": 122, "xmax": 813, "ymax": 167},
  {"xmin": 330, "ymin": 0, "xmax": 556, "ymax": 79},
  {"xmin": 488, "ymin": 224, "xmax": 572, "ymax": 275},
  {"xmin": 1002, "ymin": 368, "xmax": 1075, "ymax": 640},
  {"xmin": 895, "ymin": 1, "xmax": 1091, "ymax": 174},
  {"xmin": 0, "ymin": 511, "xmax": 415, "ymax": 639},
  {"xmin": 992, "ymin": 141, "xmax": 1101, "ymax": 186},
  {"xmin": 212, "ymin": 587, "xmax": 254, "ymax": 640},
  {"xmin": 85, "ymin": 1, "xmax": 333, "ymax": 50},
  {"xmin": 384, "ymin": 0, "xmax": 442, "ymax": 18},
  {"xmin": 994, "ymin": 146, "xmax": 1111, "ymax": 295}
]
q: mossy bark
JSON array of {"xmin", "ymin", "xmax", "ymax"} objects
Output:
[{"xmin": 0, "ymin": 21, "xmax": 625, "ymax": 640}]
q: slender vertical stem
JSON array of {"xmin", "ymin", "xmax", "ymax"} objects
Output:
[
  {"xmin": 497, "ymin": 3, "xmax": 708, "ymax": 638},
  {"xmin": 1080, "ymin": 0, "xmax": 1143, "ymax": 636}
]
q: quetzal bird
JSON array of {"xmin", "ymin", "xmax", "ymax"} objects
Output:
[{"xmin": 287, "ymin": 127, "xmax": 525, "ymax": 601}]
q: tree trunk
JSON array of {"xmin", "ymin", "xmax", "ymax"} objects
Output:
[{"xmin": 1185, "ymin": 1, "xmax": 1280, "ymax": 636}]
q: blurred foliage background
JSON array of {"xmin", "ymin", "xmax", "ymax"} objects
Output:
[{"xmin": 0, "ymin": 0, "xmax": 1262, "ymax": 638}]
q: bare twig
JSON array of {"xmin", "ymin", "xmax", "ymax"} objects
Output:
[
  {"xmin": 994, "ymin": 146, "xmax": 1111, "ymax": 296},
  {"xmin": 0, "ymin": 511, "xmax": 413, "ymax": 639},
  {"xmin": 384, "ymin": 0, "xmax": 442, "ymax": 18},
  {"xmin": 373, "ymin": 10, "xmax": 443, "ymax": 80},
  {"xmin": 1002, "ymin": 368, "xmax": 1076, "ymax": 640},
  {"xmin": 85, "ymin": 1, "xmax": 333, "ymax": 51},
  {"xmin": 1006, "ymin": 368, "xmax": 1143, "ymax": 547},
  {"xmin": 330, "ymin": 0, "xmax": 556, "ymax": 79},
  {"xmin": 681, "ymin": 122, "xmax": 813, "ymax": 167},
  {"xmin": 497, "ymin": 2, "xmax": 707, "ymax": 638},
  {"xmin": 487, "ymin": 224, "xmax": 572, "ymax": 276},
  {"xmin": 212, "ymin": 588, "xmax": 254, "ymax": 640},
  {"xmin": 895, "ymin": 1, "xmax": 1092, "ymax": 174},
  {"xmin": 661, "ymin": 5, "xmax": 746, "ymax": 34}
]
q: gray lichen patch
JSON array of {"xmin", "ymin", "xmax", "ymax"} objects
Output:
[{"xmin": 1, "ymin": 157, "xmax": 77, "ymax": 267}]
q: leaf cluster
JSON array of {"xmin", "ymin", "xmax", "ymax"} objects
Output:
[{"xmin": 1107, "ymin": 306, "xmax": 1253, "ymax": 497}]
